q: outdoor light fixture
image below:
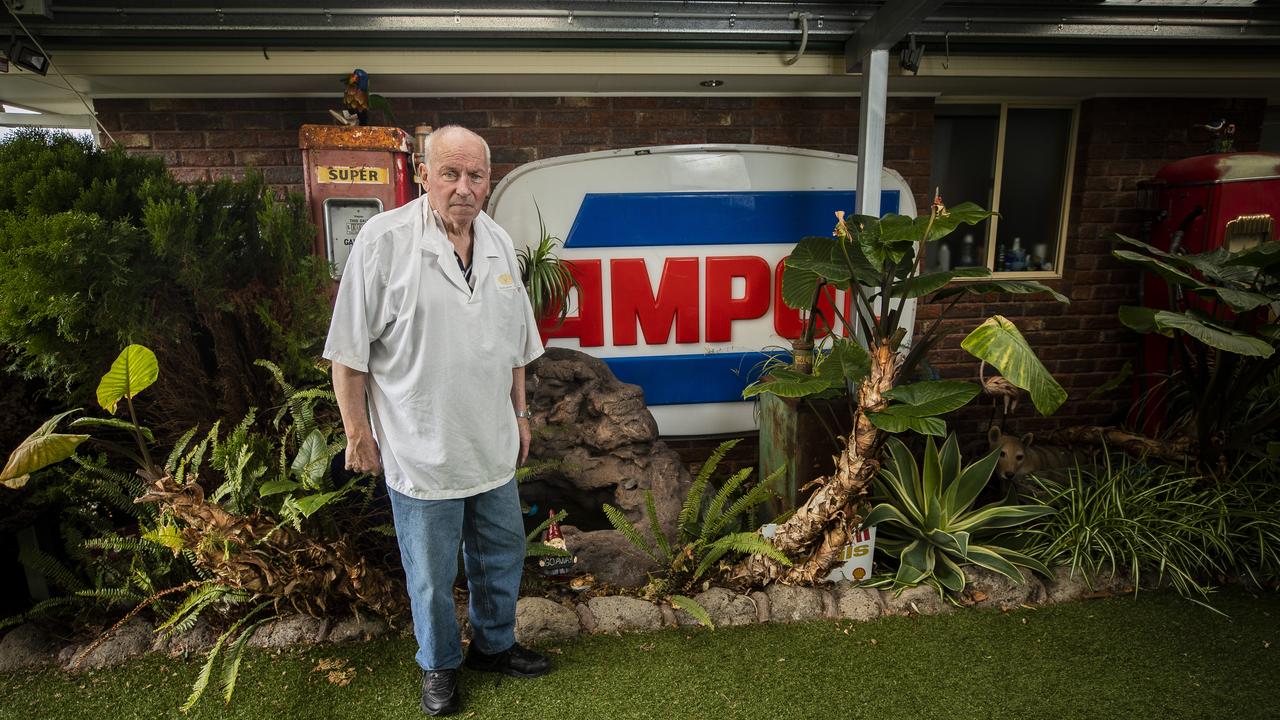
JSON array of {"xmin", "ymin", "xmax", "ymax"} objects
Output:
[
  {"xmin": 899, "ymin": 35, "xmax": 924, "ymax": 75},
  {"xmin": 8, "ymin": 39, "xmax": 48, "ymax": 75},
  {"xmin": 699, "ymin": 79, "xmax": 724, "ymax": 88}
]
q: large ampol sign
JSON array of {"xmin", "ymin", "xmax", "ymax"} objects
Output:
[{"xmin": 489, "ymin": 145, "xmax": 918, "ymax": 436}]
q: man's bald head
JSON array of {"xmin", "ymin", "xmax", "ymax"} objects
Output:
[{"xmin": 424, "ymin": 125, "xmax": 491, "ymax": 172}]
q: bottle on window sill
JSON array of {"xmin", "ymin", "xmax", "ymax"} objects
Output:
[
  {"xmin": 1007, "ymin": 237, "xmax": 1027, "ymax": 272},
  {"xmin": 936, "ymin": 241, "xmax": 952, "ymax": 271},
  {"xmin": 995, "ymin": 242, "xmax": 1006, "ymax": 272},
  {"xmin": 958, "ymin": 233, "xmax": 975, "ymax": 266}
]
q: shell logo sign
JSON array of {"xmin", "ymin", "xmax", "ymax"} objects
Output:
[{"xmin": 490, "ymin": 145, "xmax": 918, "ymax": 436}]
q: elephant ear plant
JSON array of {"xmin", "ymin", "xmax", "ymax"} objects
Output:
[
  {"xmin": 737, "ymin": 197, "xmax": 1069, "ymax": 586},
  {"xmin": 864, "ymin": 434, "xmax": 1054, "ymax": 592},
  {"xmin": 1112, "ymin": 233, "xmax": 1280, "ymax": 472}
]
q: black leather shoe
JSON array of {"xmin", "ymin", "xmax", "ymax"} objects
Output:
[
  {"xmin": 420, "ymin": 669, "xmax": 461, "ymax": 716},
  {"xmin": 464, "ymin": 642, "xmax": 552, "ymax": 678}
]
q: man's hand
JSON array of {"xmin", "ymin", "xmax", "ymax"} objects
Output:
[
  {"xmin": 517, "ymin": 418, "xmax": 531, "ymax": 466},
  {"xmin": 345, "ymin": 430, "xmax": 383, "ymax": 475}
]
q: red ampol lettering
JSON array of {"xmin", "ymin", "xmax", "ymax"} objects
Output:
[
  {"xmin": 705, "ymin": 256, "xmax": 771, "ymax": 342},
  {"xmin": 610, "ymin": 257, "xmax": 699, "ymax": 346},
  {"xmin": 772, "ymin": 258, "xmax": 842, "ymax": 340},
  {"xmin": 541, "ymin": 259, "xmax": 604, "ymax": 347}
]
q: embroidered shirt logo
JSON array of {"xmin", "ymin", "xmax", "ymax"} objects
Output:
[{"xmin": 496, "ymin": 272, "xmax": 516, "ymax": 289}]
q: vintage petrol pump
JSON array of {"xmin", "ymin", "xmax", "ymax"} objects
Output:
[
  {"xmin": 299, "ymin": 124, "xmax": 429, "ymax": 278},
  {"xmin": 1135, "ymin": 152, "xmax": 1280, "ymax": 431}
]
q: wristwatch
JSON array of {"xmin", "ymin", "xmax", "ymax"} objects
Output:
[{"xmin": 515, "ymin": 408, "xmax": 533, "ymax": 419}]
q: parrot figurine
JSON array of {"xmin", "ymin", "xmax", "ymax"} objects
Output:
[
  {"xmin": 330, "ymin": 69, "xmax": 397, "ymax": 127},
  {"xmin": 330, "ymin": 68, "xmax": 370, "ymax": 126},
  {"xmin": 1195, "ymin": 118, "xmax": 1236, "ymax": 154}
]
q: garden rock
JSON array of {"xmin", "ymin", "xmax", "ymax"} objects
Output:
[
  {"xmin": 831, "ymin": 583, "xmax": 885, "ymax": 621},
  {"xmin": 674, "ymin": 587, "xmax": 757, "ymax": 627},
  {"xmin": 248, "ymin": 614, "xmax": 327, "ymax": 649},
  {"xmin": 0, "ymin": 624, "xmax": 59, "ymax": 671},
  {"xmin": 561, "ymin": 527, "xmax": 660, "ymax": 588},
  {"xmin": 765, "ymin": 585, "xmax": 826, "ymax": 623},
  {"xmin": 880, "ymin": 585, "xmax": 953, "ymax": 616},
  {"xmin": 1042, "ymin": 566, "xmax": 1091, "ymax": 605},
  {"xmin": 70, "ymin": 618, "xmax": 153, "ymax": 670},
  {"xmin": 586, "ymin": 596, "xmax": 662, "ymax": 634},
  {"xmin": 749, "ymin": 590, "xmax": 771, "ymax": 622},
  {"xmin": 575, "ymin": 603, "xmax": 597, "ymax": 634},
  {"xmin": 525, "ymin": 348, "xmax": 693, "ymax": 541},
  {"xmin": 514, "ymin": 597, "xmax": 580, "ymax": 645},
  {"xmin": 960, "ymin": 565, "xmax": 1045, "ymax": 610},
  {"xmin": 151, "ymin": 618, "xmax": 218, "ymax": 657},
  {"xmin": 327, "ymin": 616, "xmax": 389, "ymax": 644}
]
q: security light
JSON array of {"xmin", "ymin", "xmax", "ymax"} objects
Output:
[
  {"xmin": 8, "ymin": 39, "xmax": 48, "ymax": 75},
  {"xmin": 899, "ymin": 35, "xmax": 924, "ymax": 75}
]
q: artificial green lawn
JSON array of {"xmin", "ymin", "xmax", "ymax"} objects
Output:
[{"xmin": 3, "ymin": 588, "xmax": 1276, "ymax": 720}]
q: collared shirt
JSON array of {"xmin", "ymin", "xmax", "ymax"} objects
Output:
[{"xmin": 323, "ymin": 196, "xmax": 544, "ymax": 500}]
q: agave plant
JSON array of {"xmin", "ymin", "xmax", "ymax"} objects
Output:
[
  {"xmin": 516, "ymin": 202, "xmax": 579, "ymax": 327},
  {"xmin": 604, "ymin": 439, "xmax": 790, "ymax": 627},
  {"xmin": 864, "ymin": 434, "xmax": 1054, "ymax": 592}
]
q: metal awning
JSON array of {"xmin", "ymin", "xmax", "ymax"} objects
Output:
[{"xmin": 7, "ymin": 1, "xmax": 1280, "ymax": 52}]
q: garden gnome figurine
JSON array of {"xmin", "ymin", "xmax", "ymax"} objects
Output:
[{"xmin": 537, "ymin": 510, "xmax": 578, "ymax": 578}]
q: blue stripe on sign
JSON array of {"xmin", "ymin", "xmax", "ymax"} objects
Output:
[
  {"xmin": 564, "ymin": 190, "xmax": 901, "ymax": 248},
  {"xmin": 603, "ymin": 351, "xmax": 786, "ymax": 405}
]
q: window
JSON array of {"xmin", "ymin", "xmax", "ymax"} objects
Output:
[{"xmin": 925, "ymin": 102, "xmax": 1078, "ymax": 278}]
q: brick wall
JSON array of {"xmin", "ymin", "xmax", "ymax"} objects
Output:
[
  {"xmin": 94, "ymin": 93, "xmax": 1267, "ymax": 453},
  {"xmin": 923, "ymin": 97, "xmax": 1266, "ymax": 448}
]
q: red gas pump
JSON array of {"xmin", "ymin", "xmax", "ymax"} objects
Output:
[
  {"xmin": 298, "ymin": 124, "xmax": 426, "ymax": 279},
  {"xmin": 1134, "ymin": 152, "xmax": 1280, "ymax": 432}
]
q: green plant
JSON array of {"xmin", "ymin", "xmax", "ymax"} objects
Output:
[
  {"xmin": 516, "ymin": 202, "xmax": 579, "ymax": 326},
  {"xmin": 603, "ymin": 439, "xmax": 789, "ymax": 627},
  {"xmin": 1113, "ymin": 233, "xmax": 1280, "ymax": 471},
  {"xmin": 2, "ymin": 345, "xmax": 402, "ymax": 709},
  {"xmin": 1220, "ymin": 457, "xmax": 1280, "ymax": 589},
  {"xmin": 737, "ymin": 198, "xmax": 1068, "ymax": 585},
  {"xmin": 1023, "ymin": 451, "xmax": 1234, "ymax": 606},
  {"xmin": 864, "ymin": 434, "xmax": 1054, "ymax": 593},
  {"xmin": 0, "ymin": 130, "xmax": 331, "ymax": 440}
]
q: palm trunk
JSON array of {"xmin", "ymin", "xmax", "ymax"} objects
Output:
[{"xmin": 732, "ymin": 343, "xmax": 899, "ymax": 585}]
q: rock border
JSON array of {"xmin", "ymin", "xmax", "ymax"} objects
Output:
[{"xmin": 0, "ymin": 565, "xmax": 1153, "ymax": 673}]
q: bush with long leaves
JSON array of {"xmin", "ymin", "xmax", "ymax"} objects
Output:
[
  {"xmin": 864, "ymin": 434, "xmax": 1054, "ymax": 593},
  {"xmin": 1023, "ymin": 452, "xmax": 1235, "ymax": 606},
  {"xmin": 604, "ymin": 439, "xmax": 789, "ymax": 627}
]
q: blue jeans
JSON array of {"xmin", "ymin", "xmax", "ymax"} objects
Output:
[{"xmin": 388, "ymin": 478, "xmax": 525, "ymax": 671}]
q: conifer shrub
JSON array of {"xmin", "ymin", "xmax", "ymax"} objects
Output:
[{"xmin": 0, "ymin": 129, "xmax": 331, "ymax": 439}]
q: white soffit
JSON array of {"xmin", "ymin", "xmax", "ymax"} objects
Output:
[{"xmin": 2, "ymin": 49, "xmax": 1279, "ymax": 115}]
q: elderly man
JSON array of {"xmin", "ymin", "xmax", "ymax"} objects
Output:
[{"xmin": 324, "ymin": 125, "xmax": 550, "ymax": 717}]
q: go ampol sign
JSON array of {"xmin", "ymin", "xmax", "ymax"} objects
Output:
[{"xmin": 490, "ymin": 144, "xmax": 918, "ymax": 436}]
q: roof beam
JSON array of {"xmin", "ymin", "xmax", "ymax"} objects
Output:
[{"xmin": 844, "ymin": 0, "xmax": 946, "ymax": 73}]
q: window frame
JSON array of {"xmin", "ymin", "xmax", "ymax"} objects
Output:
[{"xmin": 933, "ymin": 98, "xmax": 1081, "ymax": 280}]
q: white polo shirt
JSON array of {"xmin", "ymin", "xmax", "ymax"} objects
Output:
[{"xmin": 323, "ymin": 196, "xmax": 544, "ymax": 500}]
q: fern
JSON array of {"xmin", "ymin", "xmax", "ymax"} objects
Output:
[
  {"xmin": 524, "ymin": 509, "xmax": 569, "ymax": 544},
  {"xmin": 701, "ymin": 467, "xmax": 753, "ymax": 541},
  {"xmin": 669, "ymin": 594, "xmax": 714, "ymax": 629},
  {"xmin": 0, "ymin": 597, "xmax": 80, "ymax": 631},
  {"xmin": 695, "ymin": 532, "xmax": 791, "ymax": 580},
  {"xmin": 603, "ymin": 502, "xmax": 661, "ymax": 564},
  {"xmin": 183, "ymin": 603, "xmax": 272, "ymax": 712},
  {"xmin": 645, "ymin": 491, "xmax": 672, "ymax": 564},
  {"xmin": 704, "ymin": 467, "xmax": 785, "ymax": 540},
  {"xmin": 678, "ymin": 439, "xmax": 739, "ymax": 536},
  {"xmin": 220, "ymin": 615, "xmax": 273, "ymax": 703},
  {"xmin": 18, "ymin": 546, "xmax": 84, "ymax": 593},
  {"xmin": 165, "ymin": 427, "xmax": 198, "ymax": 476},
  {"xmin": 525, "ymin": 542, "xmax": 574, "ymax": 558},
  {"xmin": 157, "ymin": 582, "xmax": 228, "ymax": 637}
]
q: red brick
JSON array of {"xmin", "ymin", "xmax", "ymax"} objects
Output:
[
  {"xmin": 181, "ymin": 150, "xmax": 234, "ymax": 166},
  {"xmin": 234, "ymin": 149, "xmax": 286, "ymax": 167},
  {"xmin": 121, "ymin": 113, "xmax": 175, "ymax": 131},
  {"xmin": 462, "ymin": 97, "xmax": 513, "ymax": 110},
  {"xmin": 490, "ymin": 110, "xmax": 538, "ymax": 128},
  {"xmin": 152, "ymin": 132, "xmax": 206, "ymax": 149}
]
